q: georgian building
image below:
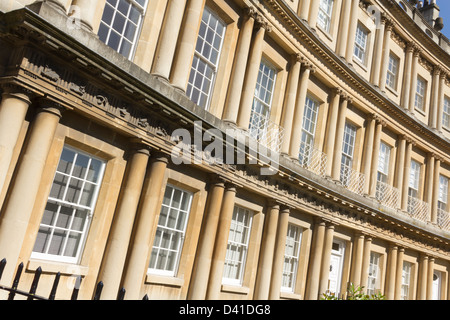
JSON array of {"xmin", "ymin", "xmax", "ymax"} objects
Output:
[{"xmin": 0, "ymin": 0, "xmax": 449, "ymax": 300}]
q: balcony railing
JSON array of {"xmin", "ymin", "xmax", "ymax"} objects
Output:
[
  {"xmin": 248, "ymin": 112, "xmax": 285, "ymax": 153},
  {"xmin": 298, "ymin": 141, "xmax": 328, "ymax": 177},
  {"xmin": 340, "ymin": 164, "xmax": 366, "ymax": 196},
  {"xmin": 375, "ymin": 180, "xmax": 400, "ymax": 210},
  {"xmin": 437, "ymin": 209, "xmax": 450, "ymax": 231},
  {"xmin": 407, "ymin": 196, "xmax": 430, "ymax": 223}
]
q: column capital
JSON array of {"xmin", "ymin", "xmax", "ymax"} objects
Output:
[
  {"xmin": 254, "ymin": 14, "xmax": 272, "ymax": 32},
  {"xmin": 36, "ymin": 98, "xmax": 66, "ymax": 118},
  {"xmin": 331, "ymin": 87, "xmax": 345, "ymax": 96},
  {"xmin": 342, "ymin": 93, "xmax": 353, "ymax": 103},
  {"xmin": 302, "ymin": 61, "xmax": 316, "ymax": 73},
  {"xmin": 293, "ymin": 52, "xmax": 307, "ymax": 64},
  {"xmin": 244, "ymin": 6, "xmax": 258, "ymax": 19},
  {"xmin": 1, "ymin": 83, "xmax": 34, "ymax": 104},
  {"xmin": 207, "ymin": 173, "xmax": 228, "ymax": 188},
  {"xmin": 406, "ymin": 41, "xmax": 419, "ymax": 53}
]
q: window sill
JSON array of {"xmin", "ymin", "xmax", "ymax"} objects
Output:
[
  {"xmin": 385, "ymin": 85, "xmax": 399, "ymax": 97},
  {"xmin": 145, "ymin": 273, "xmax": 184, "ymax": 288},
  {"xmin": 27, "ymin": 259, "xmax": 89, "ymax": 276},
  {"xmin": 352, "ymin": 57, "xmax": 368, "ymax": 72},
  {"xmin": 280, "ymin": 291, "xmax": 302, "ymax": 300},
  {"xmin": 316, "ymin": 26, "xmax": 334, "ymax": 42},
  {"xmin": 414, "ymin": 107, "xmax": 427, "ymax": 117},
  {"xmin": 221, "ymin": 284, "xmax": 250, "ymax": 295}
]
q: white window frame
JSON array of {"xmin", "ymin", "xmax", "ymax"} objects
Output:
[
  {"xmin": 386, "ymin": 53, "xmax": 399, "ymax": 91},
  {"xmin": 340, "ymin": 123, "xmax": 357, "ymax": 186},
  {"xmin": 148, "ymin": 184, "xmax": 193, "ymax": 277},
  {"xmin": 401, "ymin": 261, "xmax": 412, "ymax": 300},
  {"xmin": 377, "ymin": 142, "xmax": 391, "ymax": 184},
  {"xmin": 31, "ymin": 146, "xmax": 106, "ymax": 264},
  {"xmin": 367, "ymin": 252, "xmax": 381, "ymax": 296},
  {"xmin": 299, "ymin": 96, "xmax": 319, "ymax": 166},
  {"xmin": 414, "ymin": 76, "xmax": 426, "ymax": 111},
  {"xmin": 442, "ymin": 97, "xmax": 450, "ymax": 130},
  {"xmin": 186, "ymin": 7, "xmax": 226, "ymax": 110},
  {"xmin": 317, "ymin": 0, "xmax": 334, "ymax": 33},
  {"xmin": 222, "ymin": 206, "xmax": 253, "ymax": 286},
  {"xmin": 438, "ymin": 175, "xmax": 448, "ymax": 212},
  {"xmin": 97, "ymin": 0, "xmax": 148, "ymax": 60},
  {"xmin": 354, "ymin": 23, "xmax": 369, "ymax": 65},
  {"xmin": 408, "ymin": 160, "xmax": 421, "ymax": 199},
  {"xmin": 281, "ymin": 224, "xmax": 302, "ymax": 293}
]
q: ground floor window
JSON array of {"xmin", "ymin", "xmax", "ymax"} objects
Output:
[{"xmin": 32, "ymin": 146, "xmax": 106, "ymax": 264}]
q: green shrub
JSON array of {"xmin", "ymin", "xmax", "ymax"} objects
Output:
[{"xmin": 321, "ymin": 283, "xmax": 386, "ymax": 300}]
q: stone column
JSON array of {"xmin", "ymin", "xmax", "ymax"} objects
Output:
[
  {"xmin": 120, "ymin": 152, "xmax": 169, "ymax": 300},
  {"xmin": 288, "ymin": 62, "xmax": 315, "ymax": 158},
  {"xmin": 324, "ymin": 88, "xmax": 342, "ymax": 177},
  {"xmin": 394, "ymin": 135, "xmax": 406, "ymax": 207},
  {"xmin": 369, "ymin": 119, "xmax": 383, "ymax": 197},
  {"xmin": 305, "ymin": 219, "xmax": 326, "ymax": 300},
  {"xmin": 280, "ymin": 54, "xmax": 302, "ymax": 155},
  {"xmin": 394, "ymin": 247, "xmax": 405, "ymax": 300},
  {"xmin": 362, "ymin": 115, "xmax": 376, "ymax": 195},
  {"xmin": 336, "ymin": 0, "xmax": 352, "ymax": 58},
  {"xmin": 417, "ymin": 254, "xmax": 428, "ymax": 300},
  {"xmin": 426, "ymin": 257, "xmax": 435, "ymax": 300},
  {"xmin": 70, "ymin": 0, "xmax": 99, "ymax": 31},
  {"xmin": 0, "ymin": 100, "xmax": 63, "ymax": 287},
  {"xmin": 331, "ymin": 94, "xmax": 351, "ymax": 181},
  {"xmin": 437, "ymin": 71, "xmax": 447, "ymax": 132},
  {"xmin": 254, "ymin": 201, "xmax": 280, "ymax": 299},
  {"xmin": 151, "ymin": 0, "xmax": 188, "ymax": 80},
  {"xmin": 401, "ymin": 42, "xmax": 415, "ymax": 109},
  {"xmin": 378, "ymin": 21, "xmax": 393, "ymax": 92},
  {"xmin": 47, "ymin": 0, "xmax": 72, "ymax": 13},
  {"xmin": 431, "ymin": 157, "xmax": 441, "ymax": 224},
  {"xmin": 408, "ymin": 47, "xmax": 421, "ymax": 113},
  {"xmin": 0, "ymin": 86, "xmax": 32, "ymax": 195},
  {"xmin": 360, "ymin": 236, "xmax": 373, "ymax": 292},
  {"xmin": 97, "ymin": 145, "xmax": 150, "ymax": 299},
  {"xmin": 236, "ymin": 16, "xmax": 270, "ymax": 129},
  {"xmin": 429, "ymin": 66, "xmax": 442, "ymax": 128},
  {"xmin": 424, "ymin": 153, "xmax": 435, "ymax": 221},
  {"xmin": 318, "ymin": 223, "xmax": 335, "ymax": 296},
  {"xmin": 385, "ymin": 244, "xmax": 398, "ymax": 300},
  {"xmin": 371, "ymin": 15, "xmax": 386, "ymax": 87},
  {"xmin": 350, "ymin": 233, "xmax": 365, "ymax": 287},
  {"xmin": 307, "ymin": 0, "xmax": 321, "ymax": 30},
  {"xmin": 268, "ymin": 207, "xmax": 290, "ymax": 299},
  {"xmin": 345, "ymin": 0, "xmax": 360, "ymax": 64},
  {"xmin": 298, "ymin": 0, "xmax": 311, "ymax": 21},
  {"xmin": 188, "ymin": 176, "xmax": 225, "ymax": 299},
  {"xmin": 401, "ymin": 139, "xmax": 413, "ymax": 211},
  {"xmin": 170, "ymin": 0, "xmax": 207, "ymax": 91},
  {"xmin": 222, "ymin": 8, "xmax": 256, "ymax": 124},
  {"xmin": 206, "ymin": 183, "xmax": 237, "ymax": 300}
]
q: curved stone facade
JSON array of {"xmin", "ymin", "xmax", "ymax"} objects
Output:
[{"xmin": 0, "ymin": 0, "xmax": 449, "ymax": 300}]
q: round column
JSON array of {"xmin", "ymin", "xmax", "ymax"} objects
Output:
[
  {"xmin": 385, "ymin": 244, "xmax": 398, "ymax": 300},
  {"xmin": 253, "ymin": 201, "xmax": 280, "ymax": 299},
  {"xmin": 151, "ymin": 0, "xmax": 188, "ymax": 80},
  {"xmin": 401, "ymin": 43, "xmax": 415, "ymax": 109},
  {"xmin": 318, "ymin": 223, "xmax": 335, "ymax": 296},
  {"xmin": 70, "ymin": 0, "xmax": 99, "ymax": 31},
  {"xmin": 394, "ymin": 247, "xmax": 405, "ymax": 300},
  {"xmin": 206, "ymin": 183, "xmax": 237, "ymax": 300},
  {"xmin": 170, "ymin": 0, "xmax": 207, "ymax": 91},
  {"xmin": 417, "ymin": 254, "xmax": 428, "ymax": 300},
  {"xmin": 369, "ymin": 120, "xmax": 383, "ymax": 197},
  {"xmin": 120, "ymin": 152, "xmax": 169, "ymax": 299},
  {"xmin": 0, "ymin": 87, "xmax": 32, "ymax": 196},
  {"xmin": 97, "ymin": 145, "xmax": 150, "ymax": 299},
  {"xmin": 362, "ymin": 115, "xmax": 376, "ymax": 195},
  {"xmin": 324, "ymin": 88, "xmax": 342, "ymax": 177},
  {"xmin": 222, "ymin": 7, "xmax": 256, "ymax": 124},
  {"xmin": 188, "ymin": 176, "xmax": 225, "ymax": 299},
  {"xmin": 360, "ymin": 236, "xmax": 373, "ymax": 292},
  {"xmin": 331, "ymin": 95, "xmax": 350, "ymax": 181},
  {"xmin": 0, "ymin": 100, "xmax": 63, "ymax": 287},
  {"xmin": 305, "ymin": 219, "xmax": 326, "ymax": 300},
  {"xmin": 350, "ymin": 233, "xmax": 365, "ymax": 287},
  {"xmin": 280, "ymin": 54, "xmax": 302, "ymax": 155},
  {"xmin": 268, "ymin": 206, "xmax": 290, "ymax": 299}
]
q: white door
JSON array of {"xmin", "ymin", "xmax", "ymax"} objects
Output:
[
  {"xmin": 432, "ymin": 272, "xmax": 441, "ymax": 300},
  {"xmin": 328, "ymin": 240, "xmax": 345, "ymax": 296}
]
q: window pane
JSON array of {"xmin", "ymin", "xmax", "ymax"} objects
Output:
[{"xmin": 32, "ymin": 146, "xmax": 105, "ymax": 263}]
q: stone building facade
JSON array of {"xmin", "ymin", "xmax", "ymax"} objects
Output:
[{"xmin": 0, "ymin": 0, "xmax": 449, "ymax": 300}]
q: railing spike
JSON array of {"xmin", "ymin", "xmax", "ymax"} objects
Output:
[
  {"xmin": 70, "ymin": 275, "xmax": 82, "ymax": 300},
  {"xmin": 93, "ymin": 281, "xmax": 104, "ymax": 300},
  {"xmin": 142, "ymin": 294, "xmax": 149, "ymax": 300},
  {"xmin": 8, "ymin": 262, "xmax": 23, "ymax": 300},
  {"xmin": 0, "ymin": 258, "xmax": 6, "ymax": 281},
  {"xmin": 27, "ymin": 266, "xmax": 42, "ymax": 300},
  {"xmin": 49, "ymin": 272, "xmax": 61, "ymax": 300},
  {"xmin": 117, "ymin": 287, "xmax": 125, "ymax": 300}
]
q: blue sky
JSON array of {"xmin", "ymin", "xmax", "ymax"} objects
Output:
[{"xmin": 438, "ymin": 1, "xmax": 450, "ymax": 39}]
